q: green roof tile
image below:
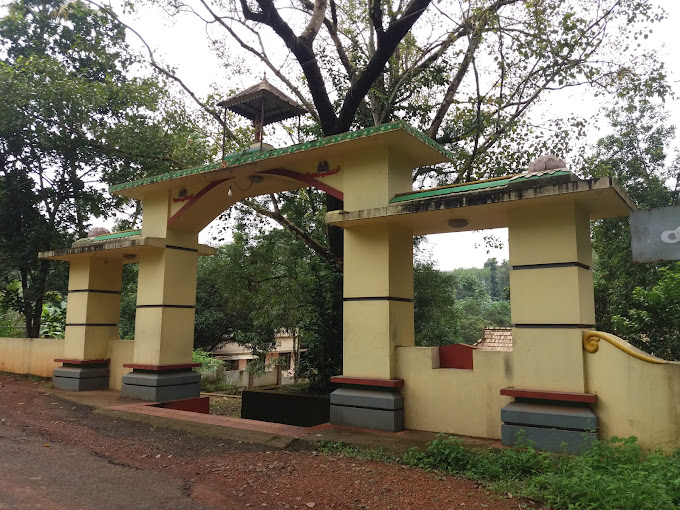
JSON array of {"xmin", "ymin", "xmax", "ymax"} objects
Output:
[
  {"xmin": 110, "ymin": 121, "xmax": 454, "ymax": 194},
  {"xmin": 389, "ymin": 171, "xmax": 573, "ymax": 203}
]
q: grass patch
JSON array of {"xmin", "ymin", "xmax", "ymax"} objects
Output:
[
  {"xmin": 318, "ymin": 434, "xmax": 680, "ymax": 509},
  {"xmin": 0, "ymin": 372, "xmax": 47, "ymax": 382},
  {"xmin": 268, "ymin": 382, "xmax": 323, "ymax": 394},
  {"xmin": 401, "ymin": 434, "xmax": 680, "ymax": 509},
  {"xmin": 316, "ymin": 441, "xmax": 399, "ymax": 463},
  {"xmin": 200, "ymin": 378, "xmax": 241, "ymax": 394}
]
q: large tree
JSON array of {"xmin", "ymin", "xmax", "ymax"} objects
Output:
[
  {"xmin": 92, "ymin": 0, "xmax": 669, "ymax": 268},
  {"xmin": 74, "ymin": 0, "xmax": 671, "ymax": 377},
  {"xmin": 584, "ymin": 94, "xmax": 680, "ymax": 359},
  {"xmin": 0, "ymin": 0, "xmax": 211, "ymax": 337}
]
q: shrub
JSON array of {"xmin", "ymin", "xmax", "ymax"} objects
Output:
[
  {"xmin": 402, "ymin": 434, "xmax": 680, "ymax": 509},
  {"xmin": 192, "ymin": 348, "xmax": 222, "ymax": 373}
]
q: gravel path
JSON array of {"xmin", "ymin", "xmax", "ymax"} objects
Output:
[{"xmin": 0, "ymin": 373, "xmax": 525, "ymax": 510}]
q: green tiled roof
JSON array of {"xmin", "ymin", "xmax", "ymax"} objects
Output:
[
  {"xmin": 110, "ymin": 121, "xmax": 454, "ymax": 194},
  {"xmin": 389, "ymin": 171, "xmax": 573, "ymax": 203},
  {"xmin": 92, "ymin": 229, "xmax": 141, "ymax": 240}
]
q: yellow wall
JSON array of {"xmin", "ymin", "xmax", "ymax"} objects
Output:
[
  {"xmin": 396, "ymin": 333, "xmax": 680, "ymax": 451},
  {"xmin": 340, "ymin": 147, "xmax": 413, "ymax": 211},
  {"xmin": 510, "ymin": 328, "xmax": 586, "ymax": 392},
  {"xmin": 343, "ymin": 223, "xmax": 414, "ymax": 380},
  {"xmin": 508, "ymin": 204, "xmax": 592, "ymax": 266},
  {"xmin": 0, "ymin": 337, "xmax": 134, "ymax": 390},
  {"xmin": 64, "ymin": 257, "xmax": 123, "ymax": 360},
  {"xmin": 344, "ymin": 300, "xmax": 414, "ymax": 379},
  {"xmin": 108, "ymin": 339, "xmax": 134, "ymax": 390},
  {"xmin": 396, "ymin": 346, "xmax": 513, "ymax": 439},
  {"xmin": 510, "ymin": 268, "xmax": 595, "ymax": 325},
  {"xmin": 0, "ymin": 337, "xmax": 63, "ymax": 377},
  {"xmin": 584, "ymin": 338, "xmax": 680, "ymax": 452}
]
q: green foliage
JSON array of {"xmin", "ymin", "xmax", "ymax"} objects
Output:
[
  {"xmin": 195, "ymin": 193, "xmax": 342, "ymax": 392},
  {"xmin": 414, "ymin": 258, "xmax": 511, "ymax": 346},
  {"xmin": 402, "ymin": 434, "xmax": 680, "ymax": 509},
  {"xmin": 192, "ymin": 348, "xmax": 223, "ymax": 374},
  {"xmin": 413, "ymin": 261, "xmax": 460, "ymax": 346},
  {"xmin": 39, "ymin": 292, "xmax": 66, "ymax": 339},
  {"xmin": 316, "ymin": 441, "xmax": 398, "ymax": 463},
  {"xmin": 586, "ymin": 96, "xmax": 680, "ymax": 360},
  {"xmin": 0, "ymin": 0, "xmax": 211, "ymax": 337},
  {"xmin": 403, "ymin": 435, "xmax": 472, "ymax": 473},
  {"xmin": 200, "ymin": 378, "xmax": 240, "ymax": 394},
  {"xmin": 611, "ymin": 264, "xmax": 680, "ymax": 360}
]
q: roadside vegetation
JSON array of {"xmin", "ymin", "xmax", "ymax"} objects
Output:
[{"xmin": 319, "ymin": 434, "xmax": 680, "ymax": 509}]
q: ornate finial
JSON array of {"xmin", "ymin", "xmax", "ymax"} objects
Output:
[
  {"xmin": 87, "ymin": 227, "xmax": 110, "ymax": 238},
  {"xmin": 527, "ymin": 154, "xmax": 566, "ymax": 174}
]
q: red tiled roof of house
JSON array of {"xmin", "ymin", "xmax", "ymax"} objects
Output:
[{"xmin": 473, "ymin": 327, "xmax": 513, "ymax": 351}]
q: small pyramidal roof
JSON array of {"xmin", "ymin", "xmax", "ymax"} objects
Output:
[{"xmin": 217, "ymin": 77, "xmax": 306, "ymax": 125}]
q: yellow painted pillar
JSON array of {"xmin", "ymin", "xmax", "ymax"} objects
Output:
[
  {"xmin": 330, "ymin": 146, "xmax": 414, "ymax": 431},
  {"xmin": 53, "ymin": 256, "xmax": 123, "ymax": 391},
  {"xmin": 508, "ymin": 203, "xmax": 594, "ymax": 392},
  {"xmin": 121, "ymin": 190, "xmax": 201, "ymax": 401},
  {"xmin": 342, "ymin": 223, "xmax": 415, "ymax": 379}
]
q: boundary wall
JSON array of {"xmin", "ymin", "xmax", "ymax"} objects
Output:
[{"xmin": 1, "ymin": 337, "xmax": 134, "ymax": 390}]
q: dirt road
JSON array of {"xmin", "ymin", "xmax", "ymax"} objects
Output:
[{"xmin": 0, "ymin": 373, "xmax": 522, "ymax": 510}]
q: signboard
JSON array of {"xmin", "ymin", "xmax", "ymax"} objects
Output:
[{"xmin": 630, "ymin": 205, "xmax": 680, "ymax": 263}]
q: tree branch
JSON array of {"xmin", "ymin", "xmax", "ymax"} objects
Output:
[
  {"xmin": 335, "ymin": 0, "xmax": 432, "ymax": 132},
  {"xmin": 242, "ymin": 199, "xmax": 341, "ymax": 270},
  {"xmin": 83, "ymin": 0, "xmax": 235, "ymax": 139}
]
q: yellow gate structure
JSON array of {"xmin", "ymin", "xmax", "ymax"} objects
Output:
[{"xmin": 39, "ymin": 119, "xmax": 680, "ymax": 452}]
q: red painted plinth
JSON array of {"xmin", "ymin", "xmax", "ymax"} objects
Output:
[
  {"xmin": 154, "ymin": 396, "xmax": 210, "ymax": 414},
  {"xmin": 500, "ymin": 387, "xmax": 597, "ymax": 403},
  {"xmin": 123, "ymin": 363, "xmax": 201, "ymax": 371},
  {"xmin": 331, "ymin": 376, "xmax": 404, "ymax": 388},
  {"xmin": 54, "ymin": 358, "xmax": 110, "ymax": 365},
  {"xmin": 438, "ymin": 344, "xmax": 476, "ymax": 370}
]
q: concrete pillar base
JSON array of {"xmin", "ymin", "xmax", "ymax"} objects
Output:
[
  {"xmin": 500, "ymin": 389, "xmax": 599, "ymax": 454},
  {"xmin": 121, "ymin": 369, "xmax": 200, "ymax": 401},
  {"xmin": 330, "ymin": 387, "xmax": 404, "ymax": 432},
  {"xmin": 52, "ymin": 360, "xmax": 110, "ymax": 391},
  {"xmin": 501, "ymin": 424, "xmax": 597, "ymax": 454}
]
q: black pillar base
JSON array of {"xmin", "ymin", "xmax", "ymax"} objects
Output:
[
  {"xmin": 500, "ymin": 388, "xmax": 599, "ymax": 454},
  {"xmin": 329, "ymin": 376, "xmax": 405, "ymax": 432},
  {"xmin": 53, "ymin": 362, "xmax": 110, "ymax": 391},
  {"xmin": 121, "ymin": 369, "xmax": 200, "ymax": 401}
]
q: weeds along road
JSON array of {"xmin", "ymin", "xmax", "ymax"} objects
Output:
[{"xmin": 0, "ymin": 373, "xmax": 521, "ymax": 510}]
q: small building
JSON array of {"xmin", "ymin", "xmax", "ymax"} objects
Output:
[{"xmin": 211, "ymin": 331, "xmax": 303, "ymax": 376}]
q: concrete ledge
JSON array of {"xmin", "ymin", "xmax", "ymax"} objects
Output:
[
  {"xmin": 331, "ymin": 375, "xmax": 404, "ymax": 388},
  {"xmin": 330, "ymin": 388, "xmax": 404, "ymax": 410},
  {"xmin": 330, "ymin": 405, "xmax": 404, "ymax": 432},
  {"xmin": 54, "ymin": 366, "xmax": 110, "ymax": 379},
  {"xmin": 121, "ymin": 371, "xmax": 200, "ymax": 387},
  {"xmin": 54, "ymin": 375, "xmax": 109, "ymax": 391},
  {"xmin": 120, "ymin": 382, "xmax": 200, "ymax": 401},
  {"xmin": 501, "ymin": 424, "xmax": 596, "ymax": 454},
  {"xmin": 52, "ymin": 365, "xmax": 111, "ymax": 391},
  {"xmin": 500, "ymin": 387, "xmax": 597, "ymax": 404},
  {"xmin": 501, "ymin": 402, "xmax": 598, "ymax": 431}
]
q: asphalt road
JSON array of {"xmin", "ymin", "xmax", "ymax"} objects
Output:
[{"xmin": 0, "ymin": 419, "xmax": 212, "ymax": 510}]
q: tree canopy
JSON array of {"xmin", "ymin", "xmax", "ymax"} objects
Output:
[
  {"xmin": 0, "ymin": 0, "xmax": 211, "ymax": 336},
  {"xmin": 585, "ymin": 93, "xmax": 680, "ymax": 360}
]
